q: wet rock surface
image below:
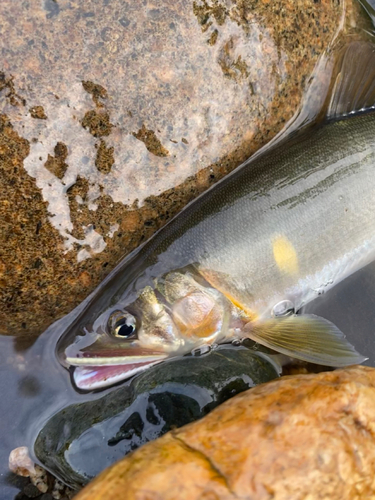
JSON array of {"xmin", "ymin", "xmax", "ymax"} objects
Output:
[
  {"xmin": 0, "ymin": 0, "xmax": 363, "ymax": 338},
  {"xmin": 75, "ymin": 365, "xmax": 375, "ymax": 500},
  {"xmin": 34, "ymin": 346, "xmax": 279, "ymax": 488}
]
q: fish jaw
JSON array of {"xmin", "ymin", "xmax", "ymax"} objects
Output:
[
  {"xmin": 65, "ymin": 345, "xmax": 169, "ymax": 390},
  {"xmin": 72, "ymin": 359, "xmax": 165, "ymax": 390}
]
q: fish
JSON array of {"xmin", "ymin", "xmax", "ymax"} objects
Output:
[{"xmin": 58, "ymin": 42, "xmax": 375, "ymax": 390}]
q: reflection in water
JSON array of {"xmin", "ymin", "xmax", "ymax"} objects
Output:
[
  {"xmin": 17, "ymin": 376, "xmax": 41, "ymax": 398},
  {"xmin": 34, "ymin": 346, "xmax": 278, "ymax": 488}
]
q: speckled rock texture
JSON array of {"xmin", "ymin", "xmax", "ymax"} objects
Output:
[
  {"xmin": 75, "ymin": 365, "xmax": 375, "ymax": 500},
  {"xmin": 0, "ymin": 0, "xmax": 365, "ymax": 337}
]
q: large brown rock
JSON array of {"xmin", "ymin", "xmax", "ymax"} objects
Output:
[
  {"xmin": 76, "ymin": 366, "xmax": 375, "ymax": 500},
  {"xmin": 0, "ymin": 0, "xmax": 366, "ymax": 338}
]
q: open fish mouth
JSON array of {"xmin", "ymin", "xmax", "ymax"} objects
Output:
[{"xmin": 65, "ymin": 348, "xmax": 168, "ymax": 390}]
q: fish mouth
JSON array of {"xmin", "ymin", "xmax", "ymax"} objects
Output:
[{"xmin": 65, "ymin": 348, "xmax": 168, "ymax": 391}]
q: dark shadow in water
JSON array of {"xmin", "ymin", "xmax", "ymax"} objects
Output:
[{"xmin": 302, "ymin": 260, "xmax": 375, "ymax": 367}]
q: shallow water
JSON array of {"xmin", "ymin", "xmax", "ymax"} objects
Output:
[
  {"xmin": 0, "ymin": 259, "xmax": 375, "ymax": 497},
  {"xmin": 0, "ymin": 2, "xmax": 374, "ymax": 498}
]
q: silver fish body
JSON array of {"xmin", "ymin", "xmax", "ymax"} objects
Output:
[
  {"xmin": 151, "ymin": 114, "xmax": 375, "ymax": 317},
  {"xmin": 59, "ymin": 41, "xmax": 375, "ymax": 389},
  {"xmin": 58, "ymin": 110, "xmax": 375, "ymax": 389}
]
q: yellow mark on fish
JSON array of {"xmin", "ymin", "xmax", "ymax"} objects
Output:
[{"xmin": 272, "ymin": 235, "xmax": 299, "ymax": 275}]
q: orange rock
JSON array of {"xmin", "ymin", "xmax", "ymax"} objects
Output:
[{"xmin": 75, "ymin": 366, "xmax": 375, "ymax": 500}]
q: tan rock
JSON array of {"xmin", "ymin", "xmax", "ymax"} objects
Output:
[{"xmin": 76, "ymin": 366, "xmax": 375, "ymax": 500}]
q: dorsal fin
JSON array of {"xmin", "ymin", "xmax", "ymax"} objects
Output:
[{"xmin": 327, "ymin": 41, "xmax": 375, "ymax": 119}]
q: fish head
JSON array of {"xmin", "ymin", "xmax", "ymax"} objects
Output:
[{"xmin": 59, "ymin": 269, "xmax": 230, "ymax": 391}]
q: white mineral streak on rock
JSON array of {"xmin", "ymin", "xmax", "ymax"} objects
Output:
[
  {"xmin": 77, "ymin": 249, "xmax": 92, "ymax": 263},
  {"xmin": 107, "ymin": 223, "xmax": 119, "ymax": 238},
  {"xmin": 4, "ymin": 82, "xmax": 107, "ymax": 256},
  {"xmin": 76, "ymin": 225, "xmax": 107, "ymax": 263},
  {"xmin": 4, "ymin": 83, "xmax": 112, "ymax": 258}
]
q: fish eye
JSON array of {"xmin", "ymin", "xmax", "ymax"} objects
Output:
[{"xmin": 108, "ymin": 311, "xmax": 137, "ymax": 339}]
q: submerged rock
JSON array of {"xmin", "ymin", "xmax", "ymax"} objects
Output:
[
  {"xmin": 34, "ymin": 346, "xmax": 279, "ymax": 488},
  {"xmin": 0, "ymin": 0, "xmax": 365, "ymax": 338},
  {"xmin": 75, "ymin": 365, "xmax": 375, "ymax": 500}
]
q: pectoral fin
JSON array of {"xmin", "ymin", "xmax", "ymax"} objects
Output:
[{"xmin": 243, "ymin": 314, "xmax": 367, "ymax": 366}]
